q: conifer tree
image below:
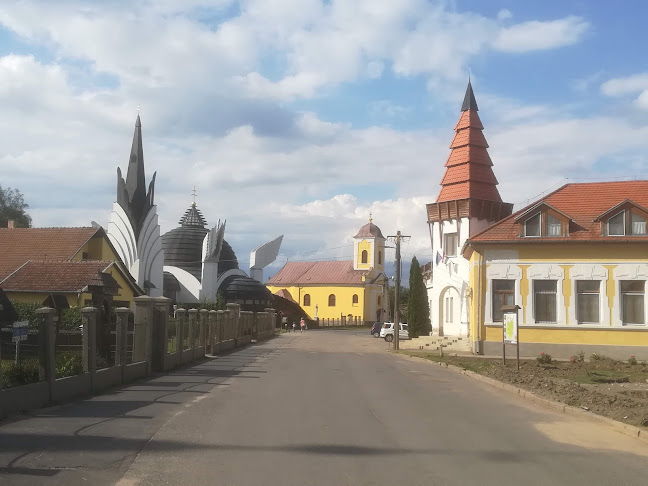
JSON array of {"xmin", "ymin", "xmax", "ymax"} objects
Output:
[{"xmin": 407, "ymin": 256, "xmax": 431, "ymax": 338}]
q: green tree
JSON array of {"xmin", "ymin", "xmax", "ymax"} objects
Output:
[
  {"xmin": 0, "ymin": 185, "xmax": 31, "ymax": 228},
  {"xmin": 407, "ymin": 256, "xmax": 431, "ymax": 338},
  {"xmin": 388, "ymin": 283, "xmax": 409, "ymax": 322}
]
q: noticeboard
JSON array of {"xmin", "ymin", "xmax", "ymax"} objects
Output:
[
  {"xmin": 12, "ymin": 321, "xmax": 29, "ymax": 343},
  {"xmin": 503, "ymin": 312, "xmax": 517, "ymax": 344}
]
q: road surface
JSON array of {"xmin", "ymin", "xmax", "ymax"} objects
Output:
[{"xmin": 1, "ymin": 330, "xmax": 647, "ymax": 485}]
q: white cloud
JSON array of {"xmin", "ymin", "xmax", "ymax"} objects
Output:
[
  {"xmin": 601, "ymin": 73, "xmax": 648, "ymax": 110},
  {"xmin": 493, "ymin": 16, "xmax": 589, "ymax": 53}
]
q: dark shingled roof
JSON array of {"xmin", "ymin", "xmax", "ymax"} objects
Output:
[
  {"xmin": 354, "ymin": 222, "xmax": 384, "ymax": 239},
  {"xmin": 461, "ymin": 80, "xmax": 478, "ymax": 112}
]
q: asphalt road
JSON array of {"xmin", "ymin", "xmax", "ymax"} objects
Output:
[{"xmin": 1, "ymin": 330, "xmax": 648, "ymax": 485}]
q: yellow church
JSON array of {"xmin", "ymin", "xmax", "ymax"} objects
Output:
[{"xmin": 266, "ymin": 220, "xmax": 389, "ymax": 325}]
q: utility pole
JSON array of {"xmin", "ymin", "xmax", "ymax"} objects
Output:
[{"xmin": 388, "ymin": 230, "xmax": 410, "ymax": 350}]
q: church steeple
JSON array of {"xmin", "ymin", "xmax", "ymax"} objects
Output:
[
  {"xmin": 461, "ymin": 80, "xmax": 478, "ymax": 112},
  {"xmin": 436, "ymin": 81, "xmax": 503, "ymax": 204},
  {"xmin": 116, "ymin": 114, "xmax": 156, "ymax": 241}
]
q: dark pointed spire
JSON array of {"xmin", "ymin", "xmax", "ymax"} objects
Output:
[
  {"xmin": 125, "ymin": 115, "xmax": 146, "ymax": 204},
  {"xmin": 461, "ymin": 80, "xmax": 478, "ymax": 112},
  {"xmin": 116, "ymin": 114, "xmax": 156, "ymax": 241}
]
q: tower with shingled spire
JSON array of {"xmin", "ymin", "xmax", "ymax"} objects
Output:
[{"xmin": 425, "ymin": 81, "xmax": 512, "ymax": 338}]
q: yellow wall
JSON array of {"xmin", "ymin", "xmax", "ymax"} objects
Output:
[
  {"xmin": 356, "ymin": 240, "xmax": 372, "ymax": 270},
  {"xmin": 484, "ymin": 325, "xmax": 648, "ymax": 346},
  {"xmin": 73, "ymin": 234, "xmax": 120, "ymax": 261},
  {"xmin": 469, "ymin": 244, "xmax": 648, "ymax": 348},
  {"xmin": 7, "ymin": 292, "xmax": 81, "ymax": 307},
  {"xmin": 267, "ymin": 284, "xmax": 366, "ymax": 321}
]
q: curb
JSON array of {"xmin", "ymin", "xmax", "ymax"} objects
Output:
[{"xmin": 402, "ymin": 354, "xmax": 648, "ymax": 446}]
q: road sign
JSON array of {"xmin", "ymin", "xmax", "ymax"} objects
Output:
[{"xmin": 12, "ymin": 321, "xmax": 29, "ymax": 343}]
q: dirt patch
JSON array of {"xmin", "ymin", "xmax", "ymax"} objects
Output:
[{"xmin": 402, "ymin": 351, "xmax": 648, "ymax": 429}]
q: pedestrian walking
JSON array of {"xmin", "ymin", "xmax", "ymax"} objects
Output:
[
  {"xmin": 292, "ymin": 322, "xmax": 296, "ymax": 333},
  {"xmin": 300, "ymin": 318, "xmax": 305, "ymax": 333}
]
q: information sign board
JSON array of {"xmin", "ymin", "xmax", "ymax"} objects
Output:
[
  {"xmin": 12, "ymin": 321, "xmax": 29, "ymax": 343},
  {"xmin": 503, "ymin": 312, "xmax": 517, "ymax": 344}
]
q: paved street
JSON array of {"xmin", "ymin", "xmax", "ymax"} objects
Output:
[{"xmin": 1, "ymin": 330, "xmax": 648, "ymax": 485}]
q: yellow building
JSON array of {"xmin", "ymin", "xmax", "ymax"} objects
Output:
[
  {"xmin": 266, "ymin": 220, "xmax": 388, "ymax": 324},
  {"xmin": 464, "ymin": 181, "xmax": 648, "ymax": 360},
  {"xmin": 0, "ymin": 226, "xmax": 143, "ymax": 310}
]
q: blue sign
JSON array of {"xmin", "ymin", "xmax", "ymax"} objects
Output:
[{"xmin": 12, "ymin": 321, "xmax": 29, "ymax": 343}]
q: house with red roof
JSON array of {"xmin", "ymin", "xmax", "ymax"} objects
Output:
[
  {"xmin": 463, "ymin": 181, "xmax": 648, "ymax": 359},
  {"xmin": 0, "ymin": 225, "xmax": 143, "ymax": 311},
  {"xmin": 266, "ymin": 219, "xmax": 388, "ymax": 324},
  {"xmin": 425, "ymin": 81, "xmax": 512, "ymax": 337}
]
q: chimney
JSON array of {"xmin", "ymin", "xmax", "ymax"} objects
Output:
[{"xmin": 8, "ymin": 220, "xmax": 14, "ymax": 229}]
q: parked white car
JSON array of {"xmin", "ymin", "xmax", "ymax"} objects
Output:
[{"xmin": 379, "ymin": 322, "xmax": 409, "ymax": 342}]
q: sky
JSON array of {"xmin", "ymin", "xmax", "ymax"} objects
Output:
[{"xmin": 2, "ymin": 0, "xmax": 648, "ymax": 282}]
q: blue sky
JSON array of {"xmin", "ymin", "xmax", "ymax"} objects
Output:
[{"xmin": 1, "ymin": 0, "xmax": 647, "ymax": 280}]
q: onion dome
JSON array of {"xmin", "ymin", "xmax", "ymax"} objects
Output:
[
  {"xmin": 354, "ymin": 222, "xmax": 384, "ymax": 239},
  {"xmin": 162, "ymin": 203, "xmax": 209, "ymax": 281}
]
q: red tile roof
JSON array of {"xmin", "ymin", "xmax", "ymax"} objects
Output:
[
  {"xmin": 267, "ymin": 261, "xmax": 366, "ymax": 285},
  {"xmin": 0, "ymin": 260, "xmax": 117, "ymax": 293},
  {"xmin": 469, "ymin": 181, "xmax": 648, "ymax": 243},
  {"xmin": 0, "ymin": 227, "xmax": 100, "ymax": 281},
  {"xmin": 436, "ymin": 86, "xmax": 507, "ymax": 205},
  {"xmin": 274, "ymin": 288, "xmax": 297, "ymax": 303}
]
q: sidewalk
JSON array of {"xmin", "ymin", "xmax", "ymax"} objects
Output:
[{"xmin": 0, "ymin": 344, "xmax": 275, "ymax": 485}]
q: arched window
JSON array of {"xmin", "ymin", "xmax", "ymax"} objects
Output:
[
  {"xmin": 378, "ymin": 251, "xmax": 382, "ymax": 264},
  {"xmin": 361, "ymin": 250, "xmax": 368, "ymax": 264},
  {"xmin": 303, "ymin": 294, "xmax": 310, "ymax": 306},
  {"xmin": 352, "ymin": 294, "xmax": 359, "ymax": 304},
  {"xmin": 328, "ymin": 294, "xmax": 336, "ymax": 306}
]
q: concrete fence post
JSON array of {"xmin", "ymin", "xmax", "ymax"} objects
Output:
[
  {"xmin": 35, "ymin": 307, "xmax": 56, "ymax": 402},
  {"xmin": 115, "ymin": 307, "xmax": 130, "ymax": 383},
  {"xmin": 188, "ymin": 309, "xmax": 198, "ymax": 360},
  {"xmin": 81, "ymin": 307, "xmax": 98, "ymax": 390},
  {"xmin": 175, "ymin": 309, "xmax": 186, "ymax": 363},
  {"xmin": 226, "ymin": 303, "xmax": 241, "ymax": 346},
  {"xmin": 217, "ymin": 310, "xmax": 225, "ymax": 353},
  {"xmin": 200, "ymin": 309, "xmax": 208, "ymax": 355},
  {"xmin": 208, "ymin": 310, "xmax": 217, "ymax": 354}
]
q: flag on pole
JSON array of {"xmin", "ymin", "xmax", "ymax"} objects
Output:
[{"xmin": 435, "ymin": 251, "xmax": 442, "ymax": 265}]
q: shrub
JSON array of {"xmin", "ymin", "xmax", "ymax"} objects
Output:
[
  {"xmin": 60, "ymin": 307, "xmax": 82, "ymax": 330},
  {"xmin": 590, "ymin": 353, "xmax": 606, "ymax": 361},
  {"xmin": 55, "ymin": 352, "xmax": 83, "ymax": 378},
  {"xmin": 1, "ymin": 360, "xmax": 39, "ymax": 388},
  {"xmin": 537, "ymin": 352, "xmax": 552, "ymax": 364},
  {"xmin": 628, "ymin": 354, "xmax": 638, "ymax": 366}
]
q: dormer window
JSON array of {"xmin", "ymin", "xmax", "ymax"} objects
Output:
[
  {"xmin": 525, "ymin": 213, "xmax": 541, "ymax": 237},
  {"xmin": 518, "ymin": 204, "xmax": 569, "ymax": 238},
  {"xmin": 608, "ymin": 211, "xmax": 625, "ymax": 236},
  {"xmin": 632, "ymin": 212, "xmax": 647, "ymax": 235},
  {"xmin": 597, "ymin": 200, "xmax": 648, "ymax": 237},
  {"xmin": 547, "ymin": 214, "xmax": 561, "ymax": 236}
]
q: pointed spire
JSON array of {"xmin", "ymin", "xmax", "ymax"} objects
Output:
[
  {"xmin": 436, "ymin": 81, "xmax": 505, "ymax": 204},
  {"xmin": 461, "ymin": 80, "xmax": 478, "ymax": 112},
  {"xmin": 125, "ymin": 114, "xmax": 146, "ymax": 205},
  {"xmin": 116, "ymin": 114, "xmax": 155, "ymax": 241}
]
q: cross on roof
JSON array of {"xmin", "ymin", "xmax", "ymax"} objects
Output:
[{"xmin": 191, "ymin": 186, "xmax": 198, "ymax": 205}]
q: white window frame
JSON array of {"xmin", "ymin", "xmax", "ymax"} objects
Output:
[
  {"xmin": 620, "ymin": 280, "xmax": 646, "ymax": 326},
  {"xmin": 631, "ymin": 212, "xmax": 647, "ymax": 236},
  {"xmin": 524, "ymin": 213, "xmax": 541, "ymax": 237},
  {"xmin": 444, "ymin": 233, "xmax": 458, "ymax": 257},
  {"xmin": 608, "ymin": 210, "xmax": 625, "ymax": 236},
  {"xmin": 533, "ymin": 280, "xmax": 558, "ymax": 324},
  {"xmin": 576, "ymin": 280, "xmax": 601, "ymax": 324}
]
